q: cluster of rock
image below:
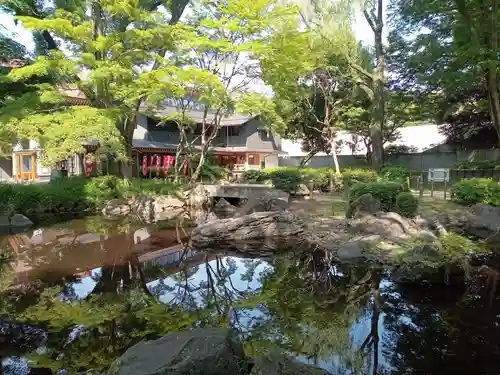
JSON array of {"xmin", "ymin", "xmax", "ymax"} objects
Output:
[
  {"xmin": 102, "ymin": 195, "xmax": 186, "ymax": 223},
  {"xmin": 108, "ymin": 328, "xmax": 330, "ymax": 375}
]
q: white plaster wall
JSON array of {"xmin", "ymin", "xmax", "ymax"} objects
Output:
[{"xmin": 263, "ymin": 154, "xmax": 278, "ymax": 169}]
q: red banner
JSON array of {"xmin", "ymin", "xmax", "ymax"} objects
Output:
[
  {"xmin": 142, "ymin": 155, "xmax": 147, "ymax": 176},
  {"xmin": 163, "ymin": 155, "xmax": 168, "ymax": 176},
  {"xmin": 156, "ymin": 155, "xmax": 161, "ymax": 176},
  {"xmin": 183, "ymin": 158, "xmax": 188, "ymax": 176}
]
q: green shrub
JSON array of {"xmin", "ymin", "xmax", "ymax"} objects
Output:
[
  {"xmin": 381, "ymin": 165, "xmax": 410, "ymax": 182},
  {"xmin": 349, "ymin": 181, "xmax": 407, "ymax": 212},
  {"xmin": 455, "ymin": 160, "xmax": 500, "ymax": 170},
  {"xmin": 451, "ymin": 178, "xmax": 500, "ymax": 206},
  {"xmin": 265, "ymin": 167, "xmax": 303, "ymax": 193},
  {"xmin": 0, "ymin": 176, "xmax": 182, "ymax": 221},
  {"xmin": 242, "ymin": 170, "xmax": 269, "ymax": 183},
  {"xmin": 342, "ymin": 168, "xmax": 378, "ymax": 188},
  {"xmin": 395, "ymin": 191, "xmax": 419, "ymax": 217}
]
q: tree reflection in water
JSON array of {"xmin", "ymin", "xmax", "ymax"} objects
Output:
[{"xmin": 0, "ymin": 237, "xmax": 500, "ymax": 375}]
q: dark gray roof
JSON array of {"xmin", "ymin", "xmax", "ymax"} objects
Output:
[{"xmin": 140, "ymin": 104, "xmax": 254, "ymax": 127}]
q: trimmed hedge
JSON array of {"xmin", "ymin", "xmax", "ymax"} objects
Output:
[
  {"xmin": 243, "ymin": 167, "xmax": 378, "ymax": 193},
  {"xmin": 380, "ymin": 165, "xmax": 410, "ymax": 182},
  {"xmin": 454, "ymin": 160, "xmax": 500, "ymax": 170},
  {"xmin": 0, "ymin": 176, "xmax": 182, "ymax": 221},
  {"xmin": 349, "ymin": 181, "xmax": 409, "ymax": 212},
  {"xmin": 395, "ymin": 191, "xmax": 419, "ymax": 217},
  {"xmin": 451, "ymin": 178, "xmax": 500, "ymax": 206}
]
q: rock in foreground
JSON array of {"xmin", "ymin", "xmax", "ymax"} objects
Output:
[
  {"xmin": 108, "ymin": 328, "xmax": 246, "ymax": 375},
  {"xmin": 190, "ymin": 211, "xmax": 305, "ymax": 255}
]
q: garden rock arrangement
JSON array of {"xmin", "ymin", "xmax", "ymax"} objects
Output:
[
  {"xmin": 108, "ymin": 328, "xmax": 330, "ymax": 375},
  {"xmin": 190, "ymin": 211, "xmax": 306, "ymax": 256},
  {"xmin": 103, "ymin": 195, "xmax": 186, "ymax": 223}
]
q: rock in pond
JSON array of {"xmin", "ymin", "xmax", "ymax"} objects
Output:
[
  {"xmin": 250, "ymin": 352, "xmax": 331, "ymax": 375},
  {"xmin": 10, "ymin": 214, "xmax": 33, "ymax": 228},
  {"xmin": 129, "ymin": 195, "xmax": 185, "ymax": 223},
  {"xmin": 190, "ymin": 211, "xmax": 305, "ymax": 255},
  {"xmin": 102, "ymin": 199, "xmax": 131, "ymax": 217},
  {"xmin": 108, "ymin": 328, "xmax": 247, "ymax": 375},
  {"xmin": 214, "ymin": 198, "xmax": 237, "ymax": 217}
]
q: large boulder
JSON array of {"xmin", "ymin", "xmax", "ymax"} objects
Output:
[
  {"xmin": 250, "ymin": 352, "xmax": 331, "ymax": 375},
  {"xmin": 190, "ymin": 211, "xmax": 305, "ymax": 255},
  {"xmin": 129, "ymin": 196, "xmax": 155, "ymax": 223},
  {"xmin": 348, "ymin": 211, "xmax": 414, "ymax": 238},
  {"xmin": 129, "ymin": 196, "xmax": 185, "ymax": 223},
  {"xmin": 102, "ymin": 199, "xmax": 131, "ymax": 217},
  {"xmin": 108, "ymin": 328, "xmax": 246, "ymax": 375},
  {"xmin": 466, "ymin": 203, "xmax": 500, "ymax": 243},
  {"xmin": 235, "ymin": 196, "xmax": 290, "ymax": 217},
  {"xmin": 214, "ymin": 198, "xmax": 237, "ymax": 218},
  {"xmin": 188, "ymin": 185, "xmax": 213, "ymax": 225},
  {"xmin": 10, "ymin": 214, "xmax": 34, "ymax": 228},
  {"xmin": 153, "ymin": 196, "xmax": 185, "ymax": 221},
  {"xmin": 345, "ymin": 193, "xmax": 381, "ymax": 219}
]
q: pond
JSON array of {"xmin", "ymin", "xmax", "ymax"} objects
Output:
[{"xmin": 0, "ymin": 217, "xmax": 500, "ymax": 375}]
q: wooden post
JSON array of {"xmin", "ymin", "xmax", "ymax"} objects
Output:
[
  {"xmin": 430, "ymin": 169, "xmax": 435, "ymax": 197},
  {"xmin": 329, "ymin": 170, "xmax": 334, "ymax": 193},
  {"xmin": 443, "ymin": 169, "xmax": 449, "ymax": 200},
  {"xmin": 419, "ymin": 172, "xmax": 424, "ymax": 199}
]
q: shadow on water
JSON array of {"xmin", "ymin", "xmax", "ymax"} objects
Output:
[{"xmin": 0, "ymin": 218, "xmax": 499, "ymax": 374}]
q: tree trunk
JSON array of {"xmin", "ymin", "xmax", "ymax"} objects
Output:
[
  {"xmin": 41, "ymin": 30, "xmax": 58, "ymax": 50},
  {"xmin": 486, "ymin": 70, "xmax": 500, "ymax": 142},
  {"xmin": 300, "ymin": 149, "xmax": 318, "ymax": 167},
  {"xmin": 367, "ymin": 0, "xmax": 385, "ymax": 170},
  {"xmin": 331, "ymin": 140, "xmax": 340, "ymax": 174}
]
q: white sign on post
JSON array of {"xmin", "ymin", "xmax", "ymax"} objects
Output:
[{"xmin": 428, "ymin": 168, "xmax": 450, "ymax": 182}]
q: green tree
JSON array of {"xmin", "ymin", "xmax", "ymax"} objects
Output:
[
  {"xmin": 388, "ymin": 0, "xmax": 500, "ymax": 144},
  {"xmin": 0, "ymin": 0, "xmax": 191, "ymax": 170}
]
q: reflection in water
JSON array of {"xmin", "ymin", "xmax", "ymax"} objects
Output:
[{"xmin": 0, "ymin": 218, "xmax": 499, "ymax": 374}]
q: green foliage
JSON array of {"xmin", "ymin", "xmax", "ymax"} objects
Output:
[
  {"xmin": 349, "ymin": 181, "xmax": 407, "ymax": 212},
  {"xmin": 342, "ymin": 168, "xmax": 378, "ymax": 188},
  {"xmin": 242, "ymin": 170, "xmax": 269, "ymax": 184},
  {"xmin": 395, "ymin": 191, "xmax": 419, "ymax": 218},
  {"xmin": 0, "ymin": 176, "xmax": 182, "ymax": 219},
  {"xmin": 265, "ymin": 167, "xmax": 303, "ymax": 193},
  {"xmin": 454, "ymin": 160, "xmax": 500, "ymax": 170},
  {"xmin": 451, "ymin": 178, "xmax": 500, "ymax": 206},
  {"xmin": 381, "ymin": 165, "xmax": 410, "ymax": 181}
]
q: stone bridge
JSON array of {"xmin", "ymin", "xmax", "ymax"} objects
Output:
[{"xmin": 203, "ymin": 184, "xmax": 289, "ymax": 201}]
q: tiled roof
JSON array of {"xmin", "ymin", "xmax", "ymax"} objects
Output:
[{"xmin": 139, "ymin": 104, "xmax": 254, "ymax": 127}]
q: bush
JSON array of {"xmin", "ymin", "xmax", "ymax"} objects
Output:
[
  {"xmin": 451, "ymin": 178, "xmax": 500, "ymax": 206},
  {"xmin": 349, "ymin": 181, "xmax": 407, "ymax": 212},
  {"xmin": 342, "ymin": 168, "xmax": 378, "ymax": 189},
  {"xmin": 380, "ymin": 165, "xmax": 410, "ymax": 182},
  {"xmin": 455, "ymin": 160, "xmax": 500, "ymax": 170},
  {"xmin": 0, "ymin": 176, "xmax": 182, "ymax": 221},
  {"xmin": 395, "ymin": 192, "xmax": 419, "ymax": 217},
  {"xmin": 242, "ymin": 170, "xmax": 269, "ymax": 183},
  {"xmin": 265, "ymin": 167, "xmax": 303, "ymax": 193}
]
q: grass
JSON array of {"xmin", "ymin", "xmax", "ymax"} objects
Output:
[{"xmin": 417, "ymin": 196, "xmax": 466, "ymax": 216}]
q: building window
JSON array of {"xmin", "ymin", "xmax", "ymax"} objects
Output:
[
  {"xmin": 247, "ymin": 154, "xmax": 260, "ymax": 165},
  {"xmin": 259, "ymin": 129, "xmax": 270, "ymax": 140},
  {"xmin": 228, "ymin": 126, "xmax": 240, "ymax": 137}
]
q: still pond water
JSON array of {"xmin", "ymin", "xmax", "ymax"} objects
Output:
[{"xmin": 0, "ymin": 217, "xmax": 499, "ymax": 375}]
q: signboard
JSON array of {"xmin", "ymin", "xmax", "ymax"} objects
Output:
[{"xmin": 428, "ymin": 168, "xmax": 450, "ymax": 182}]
